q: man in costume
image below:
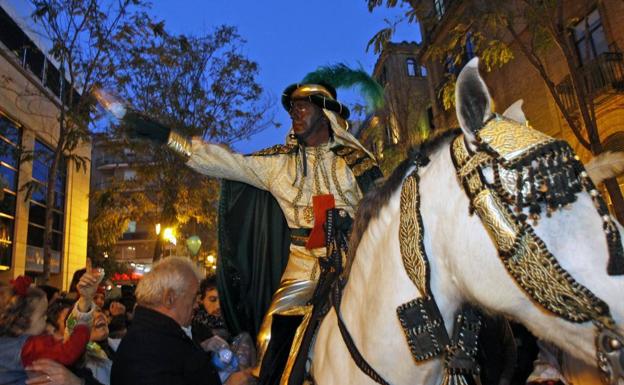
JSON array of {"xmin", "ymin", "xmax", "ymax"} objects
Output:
[{"xmin": 114, "ymin": 66, "xmax": 384, "ymax": 382}]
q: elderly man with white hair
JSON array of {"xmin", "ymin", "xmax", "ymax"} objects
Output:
[{"xmin": 111, "ymin": 257, "xmax": 253, "ymax": 385}]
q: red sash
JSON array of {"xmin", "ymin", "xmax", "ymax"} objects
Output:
[{"xmin": 305, "ymin": 194, "xmax": 335, "ymax": 249}]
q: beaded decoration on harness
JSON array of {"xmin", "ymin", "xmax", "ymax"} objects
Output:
[{"xmin": 450, "ymin": 116, "xmax": 624, "ymax": 384}]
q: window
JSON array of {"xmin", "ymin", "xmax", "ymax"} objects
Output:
[
  {"xmin": 445, "ymin": 33, "xmax": 476, "ymax": 76},
  {"xmin": 434, "ymin": 0, "xmax": 447, "ymax": 20},
  {"xmin": 407, "ymin": 58, "xmax": 417, "ymax": 77},
  {"xmin": 126, "ymin": 221, "xmax": 137, "ymax": 233},
  {"xmin": 420, "ymin": 66, "xmax": 428, "ymax": 77},
  {"xmin": 26, "ymin": 140, "xmax": 65, "ymax": 273},
  {"xmin": 574, "ymin": 9, "xmax": 609, "ymax": 65},
  {"xmin": 0, "ymin": 114, "xmax": 20, "ymax": 271},
  {"xmin": 123, "ymin": 169, "xmax": 136, "ymax": 181}
]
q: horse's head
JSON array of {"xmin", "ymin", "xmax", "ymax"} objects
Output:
[{"xmin": 452, "ymin": 57, "xmax": 624, "ymax": 384}]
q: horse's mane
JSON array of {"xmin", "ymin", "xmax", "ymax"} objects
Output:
[{"xmin": 344, "ymin": 128, "xmax": 461, "ymax": 277}]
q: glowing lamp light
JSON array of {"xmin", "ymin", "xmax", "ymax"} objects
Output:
[
  {"xmin": 207, "ymin": 255, "xmax": 215, "ymax": 265},
  {"xmin": 163, "ymin": 227, "xmax": 177, "ymax": 245},
  {"xmin": 92, "ymin": 88, "xmax": 127, "ymax": 119},
  {"xmin": 155, "ymin": 223, "xmax": 161, "ymax": 236}
]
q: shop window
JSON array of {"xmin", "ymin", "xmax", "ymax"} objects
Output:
[
  {"xmin": 26, "ymin": 140, "xmax": 65, "ymax": 273},
  {"xmin": 0, "ymin": 115, "xmax": 20, "ymax": 270}
]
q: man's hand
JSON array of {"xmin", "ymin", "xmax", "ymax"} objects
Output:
[
  {"xmin": 92, "ymin": 89, "xmax": 171, "ymax": 145},
  {"xmin": 25, "ymin": 359, "xmax": 83, "ymax": 385},
  {"xmin": 123, "ymin": 110, "xmax": 172, "ymax": 144}
]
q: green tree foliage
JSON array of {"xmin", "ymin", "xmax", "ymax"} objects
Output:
[
  {"xmin": 114, "ymin": 23, "xmax": 272, "ymax": 143},
  {"xmin": 88, "ymin": 23, "xmax": 273, "ymax": 263},
  {"xmin": 367, "ymin": 0, "xmax": 624, "ymax": 221}
]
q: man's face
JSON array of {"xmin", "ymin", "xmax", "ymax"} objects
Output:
[
  {"xmin": 172, "ymin": 278, "xmax": 199, "ymax": 327},
  {"xmin": 201, "ymin": 288, "xmax": 221, "ymax": 317},
  {"xmin": 290, "ymin": 100, "xmax": 324, "ymax": 137}
]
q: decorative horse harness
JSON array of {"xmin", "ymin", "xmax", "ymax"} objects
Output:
[{"xmin": 331, "ymin": 116, "xmax": 624, "ymax": 385}]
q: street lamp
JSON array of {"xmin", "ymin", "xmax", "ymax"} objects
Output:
[{"xmin": 163, "ymin": 227, "xmax": 177, "ymax": 245}]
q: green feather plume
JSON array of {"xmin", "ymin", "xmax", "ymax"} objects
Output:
[{"xmin": 302, "ymin": 63, "xmax": 385, "ymax": 113}]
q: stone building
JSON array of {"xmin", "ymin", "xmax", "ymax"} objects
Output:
[
  {"xmin": 0, "ymin": 4, "xmax": 91, "ymax": 289},
  {"xmin": 415, "ymin": 0, "xmax": 624, "ymax": 161},
  {"xmin": 358, "ymin": 42, "xmax": 433, "ymax": 170}
]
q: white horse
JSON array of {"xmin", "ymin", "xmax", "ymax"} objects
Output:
[{"xmin": 310, "ymin": 58, "xmax": 624, "ymax": 385}]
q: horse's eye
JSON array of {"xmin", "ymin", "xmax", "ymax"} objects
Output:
[
  {"xmin": 602, "ymin": 335, "xmax": 623, "ymax": 352},
  {"xmin": 609, "ymin": 337, "xmax": 622, "ymax": 351}
]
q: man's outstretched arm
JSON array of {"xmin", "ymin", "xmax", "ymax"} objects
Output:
[
  {"xmin": 185, "ymin": 138, "xmax": 271, "ymax": 190},
  {"xmin": 123, "ymin": 110, "xmax": 273, "ymax": 190}
]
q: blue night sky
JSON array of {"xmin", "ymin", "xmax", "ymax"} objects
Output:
[{"xmin": 150, "ymin": 0, "xmax": 421, "ymax": 152}]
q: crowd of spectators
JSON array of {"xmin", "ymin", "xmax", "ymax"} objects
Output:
[{"xmin": 0, "ymin": 258, "xmax": 254, "ymax": 385}]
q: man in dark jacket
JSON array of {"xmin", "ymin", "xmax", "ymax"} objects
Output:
[{"xmin": 111, "ymin": 257, "xmax": 253, "ymax": 385}]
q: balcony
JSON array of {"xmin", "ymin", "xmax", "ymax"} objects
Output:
[
  {"xmin": 555, "ymin": 52, "xmax": 624, "ymax": 116},
  {"xmin": 120, "ymin": 231, "xmax": 151, "ymax": 241},
  {"xmin": 95, "ymin": 152, "xmax": 149, "ymax": 169}
]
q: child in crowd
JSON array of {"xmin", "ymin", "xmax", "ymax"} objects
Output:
[
  {"xmin": 0, "ymin": 272, "xmax": 101, "ymax": 385},
  {"xmin": 45, "ymin": 298, "xmax": 75, "ymax": 340}
]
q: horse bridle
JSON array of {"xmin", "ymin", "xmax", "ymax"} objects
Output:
[
  {"xmin": 332, "ymin": 118, "xmax": 624, "ymax": 385},
  {"xmin": 450, "ymin": 116, "xmax": 624, "ymax": 384}
]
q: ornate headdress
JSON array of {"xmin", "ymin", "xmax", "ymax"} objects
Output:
[{"xmin": 281, "ymin": 63, "xmax": 385, "ymax": 121}]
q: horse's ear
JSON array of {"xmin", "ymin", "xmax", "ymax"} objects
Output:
[
  {"xmin": 502, "ymin": 99, "xmax": 527, "ymax": 124},
  {"xmin": 455, "ymin": 57, "xmax": 493, "ymax": 143}
]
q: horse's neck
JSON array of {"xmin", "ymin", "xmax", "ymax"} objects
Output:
[{"xmin": 338, "ymin": 141, "xmax": 463, "ymax": 384}]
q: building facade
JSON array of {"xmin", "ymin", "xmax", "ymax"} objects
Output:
[
  {"xmin": 90, "ymin": 135, "xmax": 217, "ymax": 277},
  {"xmin": 415, "ymin": 0, "xmax": 624, "ymax": 164},
  {"xmin": 89, "ymin": 134, "xmax": 156, "ymax": 267},
  {"xmin": 0, "ymin": 5, "xmax": 91, "ymax": 289},
  {"xmin": 358, "ymin": 42, "xmax": 433, "ymax": 171}
]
